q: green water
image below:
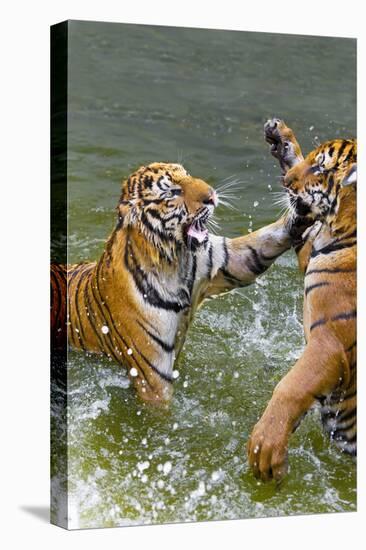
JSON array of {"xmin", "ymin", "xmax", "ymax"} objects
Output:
[{"xmin": 52, "ymin": 21, "xmax": 356, "ymax": 528}]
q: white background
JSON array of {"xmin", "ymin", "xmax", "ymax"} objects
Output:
[{"xmin": 0, "ymin": 0, "xmax": 364, "ymax": 548}]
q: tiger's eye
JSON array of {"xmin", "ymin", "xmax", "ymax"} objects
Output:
[
  {"xmin": 165, "ymin": 188, "xmax": 182, "ymax": 198},
  {"xmin": 316, "ymin": 152, "xmax": 325, "ymax": 165}
]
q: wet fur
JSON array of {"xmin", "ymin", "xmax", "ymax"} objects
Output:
[
  {"xmin": 248, "ymin": 119, "xmax": 356, "ymax": 480},
  {"xmin": 51, "ymin": 161, "xmax": 302, "ymax": 405}
]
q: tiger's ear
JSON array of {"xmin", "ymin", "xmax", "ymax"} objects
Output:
[{"xmin": 341, "ymin": 163, "xmax": 357, "ymax": 187}]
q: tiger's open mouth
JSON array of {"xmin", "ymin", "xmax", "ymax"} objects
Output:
[
  {"xmin": 187, "ymin": 221, "xmax": 208, "ymax": 244},
  {"xmin": 185, "ymin": 212, "xmax": 210, "ymax": 246}
]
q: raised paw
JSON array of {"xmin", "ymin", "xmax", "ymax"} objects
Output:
[
  {"xmin": 264, "ymin": 118, "xmax": 303, "ymax": 173},
  {"xmin": 247, "ymin": 413, "xmax": 290, "ymax": 482},
  {"xmin": 264, "ymin": 118, "xmax": 287, "ymax": 149}
]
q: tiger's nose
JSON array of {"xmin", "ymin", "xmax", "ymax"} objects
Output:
[{"xmin": 203, "ymin": 190, "xmax": 218, "ymax": 207}]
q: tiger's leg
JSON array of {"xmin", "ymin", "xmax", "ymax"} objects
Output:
[
  {"xmin": 264, "ymin": 118, "xmax": 304, "ymax": 173},
  {"xmin": 205, "ymin": 217, "xmax": 291, "ymax": 296},
  {"xmin": 247, "ymin": 334, "xmax": 349, "ymax": 481},
  {"xmin": 205, "ymin": 212, "xmax": 314, "ymax": 297}
]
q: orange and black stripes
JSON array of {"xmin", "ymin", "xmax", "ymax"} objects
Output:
[
  {"xmin": 63, "ymin": 160, "xmax": 301, "ymax": 404},
  {"xmin": 68, "ymin": 257, "xmax": 167, "ymax": 393},
  {"xmin": 248, "ymin": 120, "xmax": 357, "ymax": 482},
  {"xmin": 293, "ymin": 138, "xmax": 357, "ymax": 455},
  {"xmin": 63, "ymin": 162, "xmax": 220, "ymax": 403},
  {"xmin": 50, "ymin": 263, "xmax": 67, "ymax": 350}
]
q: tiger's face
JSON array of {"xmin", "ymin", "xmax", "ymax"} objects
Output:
[
  {"xmin": 283, "ymin": 139, "xmax": 357, "ymax": 221},
  {"xmin": 119, "ymin": 162, "xmax": 218, "ymax": 248}
]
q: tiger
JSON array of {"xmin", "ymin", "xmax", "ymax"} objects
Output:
[
  {"xmin": 50, "ymin": 262, "xmax": 67, "ymax": 351},
  {"xmin": 51, "ymin": 160, "xmax": 307, "ymax": 405},
  {"xmin": 247, "ymin": 118, "xmax": 356, "ymax": 481}
]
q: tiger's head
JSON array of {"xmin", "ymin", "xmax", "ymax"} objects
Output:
[
  {"xmin": 283, "ymin": 139, "xmax": 357, "ymax": 221},
  {"xmin": 118, "ymin": 162, "xmax": 218, "ymax": 252}
]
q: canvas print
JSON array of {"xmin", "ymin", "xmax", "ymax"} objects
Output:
[{"xmin": 50, "ymin": 20, "xmax": 356, "ymax": 529}]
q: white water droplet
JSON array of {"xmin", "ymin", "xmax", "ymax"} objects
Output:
[
  {"xmin": 137, "ymin": 460, "xmax": 150, "ymax": 473},
  {"xmin": 163, "ymin": 461, "xmax": 172, "ymax": 475},
  {"xmin": 172, "ymin": 370, "xmax": 180, "ymax": 379},
  {"xmin": 211, "ymin": 470, "xmax": 222, "ymax": 482},
  {"xmin": 253, "ymin": 201, "xmax": 259, "ymax": 207},
  {"xmin": 157, "ymin": 479, "xmax": 165, "ymax": 489},
  {"xmin": 173, "ymin": 422, "xmax": 178, "ymax": 431},
  {"xmin": 129, "ymin": 367, "xmax": 138, "ymax": 377},
  {"xmin": 101, "ymin": 325, "xmax": 109, "ymax": 334},
  {"xmin": 127, "ymin": 348, "xmax": 133, "ymax": 355},
  {"xmin": 233, "ymin": 371, "xmax": 239, "ymax": 378}
]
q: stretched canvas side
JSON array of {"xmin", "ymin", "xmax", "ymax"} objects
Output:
[{"xmin": 50, "ymin": 20, "xmax": 69, "ymax": 530}]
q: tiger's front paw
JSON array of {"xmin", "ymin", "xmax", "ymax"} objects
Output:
[
  {"xmin": 264, "ymin": 118, "xmax": 286, "ymax": 151},
  {"xmin": 247, "ymin": 414, "xmax": 290, "ymax": 482},
  {"xmin": 264, "ymin": 118, "xmax": 302, "ymax": 172}
]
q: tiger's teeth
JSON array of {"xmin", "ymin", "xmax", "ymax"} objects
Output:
[{"xmin": 187, "ymin": 224, "xmax": 208, "ymax": 243}]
